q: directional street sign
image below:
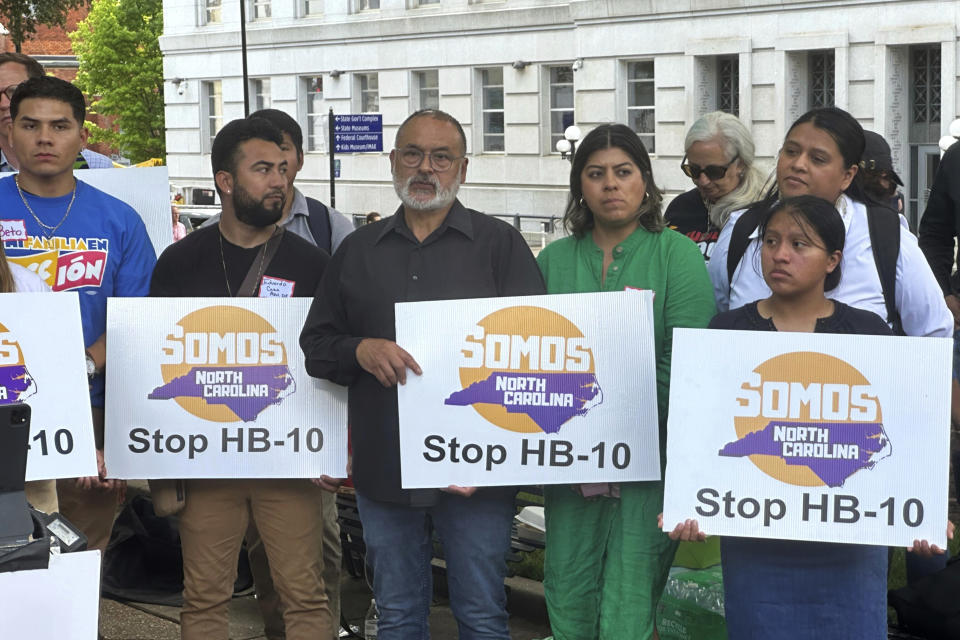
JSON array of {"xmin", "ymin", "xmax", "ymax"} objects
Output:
[{"xmin": 333, "ymin": 114, "xmax": 383, "ymax": 153}]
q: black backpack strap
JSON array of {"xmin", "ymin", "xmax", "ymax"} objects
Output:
[
  {"xmin": 726, "ymin": 206, "xmax": 765, "ymax": 288},
  {"xmin": 305, "ymin": 197, "xmax": 333, "ymax": 254},
  {"xmin": 866, "ymin": 202, "xmax": 904, "ymax": 335}
]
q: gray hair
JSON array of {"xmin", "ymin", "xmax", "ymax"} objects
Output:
[{"xmin": 684, "ymin": 111, "xmax": 767, "ymax": 228}]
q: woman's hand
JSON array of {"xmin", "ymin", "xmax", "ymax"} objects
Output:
[
  {"xmin": 658, "ymin": 513, "xmax": 707, "ymax": 542},
  {"xmin": 907, "ymin": 520, "xmax": 955, "ymax": 557}
]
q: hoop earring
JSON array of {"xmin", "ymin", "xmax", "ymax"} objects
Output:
[{"xmin": 578, "ymin": 198, "xmax": 586, "ymax": 209}]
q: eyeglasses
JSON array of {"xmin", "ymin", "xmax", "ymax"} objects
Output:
[
  {"xmin": 396, "ymin": 147, "xmax": 463, "ymax": 172},
  {"xmin": 680, "ymin": 154, "xmax": 739, "ymax": 181},
  {"xmin": 0, "ymin": 83, "xmax": 21, "ymax": 101}
]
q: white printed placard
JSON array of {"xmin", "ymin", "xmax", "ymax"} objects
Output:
[
  {"xmin": 396, "ymin": 291, "xmax": 661, "ymax": 488},
  {"xmin": 663, "ymin": 329, "xmax": 951, "ymax": 548},
  {"xmin": 0, "ymin": 550, "xmax": 101, "ymax": 638},
  {"xmin": 105, "ymin": 298, "xmax": 348, "ymax": 478},
  {"xmin": 0, "ymin": 292, "xmax": 97, "ymax": 480},
  {"xmin": 77, "ymin": 166, "xmax": 174, "ymax": 258}
]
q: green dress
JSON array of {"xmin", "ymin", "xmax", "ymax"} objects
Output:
[{"xmin": 536, "ymin": 225, "xmax": 716, "ymax": 640}]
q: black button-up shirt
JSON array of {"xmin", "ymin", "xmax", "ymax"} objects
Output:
[{"xmin": 300, "ymin": 200, "xmax": 546, "ymax": 505}]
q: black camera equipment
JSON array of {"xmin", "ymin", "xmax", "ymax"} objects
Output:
[{"xmin": 0, "ymin": 404, "xmax": 87, "ymax": 574}]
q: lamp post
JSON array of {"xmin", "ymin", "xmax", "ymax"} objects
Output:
[
  {"xmin": 938, "ymin": 118, "xmax": 960, "ymax": 155},
  {"xmin": 556, "ymin": 125, "xmax": 582, "ymax": 163}
]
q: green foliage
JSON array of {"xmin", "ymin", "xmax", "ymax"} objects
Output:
[
  {"xmin": 69, "ymin": 0, "xmax": 164, "ymax": 162},
  {"xmin": 0, "ymin": 0, "xmax": 88, "ymax": 52}
]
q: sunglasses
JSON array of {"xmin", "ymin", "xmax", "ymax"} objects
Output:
[{"xmin": 680, "ymin": 154, "xmax": 739, "ymax": 181}]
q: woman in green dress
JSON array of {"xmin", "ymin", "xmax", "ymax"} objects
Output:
[{"xmin": 537, "ymin": 124, "xmax": 716, "ymax": 640}]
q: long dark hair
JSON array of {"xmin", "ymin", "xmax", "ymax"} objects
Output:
[
  {"xmin": 742, "ymin": 106, "xmax": 867, "ymax": 232},
  {"xmin": 0, "ymin": 243, "xmax": 15, "ymax": 293},
  {"xmin": 759, "ymin": 195, "xmax": 846, "ymax": 291},
  {"xmin": 562, "ymin": 124, "xmax": 664, "ymax": 237}
]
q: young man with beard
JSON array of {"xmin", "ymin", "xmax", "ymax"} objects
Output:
[
  {"xmin": 150, "ymin": 117, "xmax": 332, "ymax": 640},
  {"xmin": 1, "ymin": 76, "xmax": 155, "ymax": 552},
  {"xmin": 200, "ymin": 108, "xmax": 352, "ymax": 640},
  {"xmin": 300, "ymin": 109, "xmax": 545, "ymax": 639}
]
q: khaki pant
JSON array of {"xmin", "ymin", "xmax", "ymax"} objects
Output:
[
  {"xmin": 179, "ymin": 479, "xmax": 331, "ymax": 640},
  {"xmin": 25, "ymin": 480, "xmax": 58, "ymax": 515},
  {"xmin": 57, "ymin": 407, "xmax": 120, "ymax": 555},
  {"xmin": 247, "ymin": 489, "xmax": 342, "ymax": 640}
]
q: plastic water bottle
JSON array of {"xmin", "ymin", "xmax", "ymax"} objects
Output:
[{"xmin": 364, "ymin": 598, "xmax": 379, "ymax": 639}]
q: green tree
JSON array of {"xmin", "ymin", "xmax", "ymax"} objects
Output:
[
  {"xmin": 69, "ymin": 0, "xmax": 164, "ymax": 162},
  {"xmin": 0, "ymin": 0, "xmax": 88, "ymax": 52}
]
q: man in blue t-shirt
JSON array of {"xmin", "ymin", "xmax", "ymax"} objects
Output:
[{"xmin": 1, "ymin": 75, "xmax": 156, "ymax": 554}]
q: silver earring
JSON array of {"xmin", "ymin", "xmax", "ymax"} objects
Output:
[{"xmin": 578, "ymin": 198, "xmax": 586, "ymax": 209}]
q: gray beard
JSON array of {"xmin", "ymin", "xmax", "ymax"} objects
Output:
[{"xmin": 394, "ymin": 172, "xmax": 460, "ymax": 211}]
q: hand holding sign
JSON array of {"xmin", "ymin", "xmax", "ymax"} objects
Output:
[
  {"xmin": 658, "ymin": 513, "xmax": 708, "ymax": 542},
  {"xmin": 357, "ymin": 338, "xmax": 422, "ymax": 387},
  {"xmin": 908, "ymin": 520, "xmax": 955, "ymax": 557}
]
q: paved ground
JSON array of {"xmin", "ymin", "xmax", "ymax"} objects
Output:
[{"xmin": 98, "ymin": 565, "xmax": 552, "ymax": 640}]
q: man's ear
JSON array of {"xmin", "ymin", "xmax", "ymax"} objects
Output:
[
  {"xmin": 215, "ymin": 170, "xmax": 234, "ymax": 195},
  {"xmin": 80, "ymin": 125, "xmax": 89, "ymax": 145}
]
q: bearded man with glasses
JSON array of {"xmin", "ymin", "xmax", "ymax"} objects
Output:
[
  {"xmin": 300, "ymin": 109, "xmax": 545, "ymax": 639},
  {"xmin": 664, "ymin": 111, "xmax": 766, "ymax": 262}
]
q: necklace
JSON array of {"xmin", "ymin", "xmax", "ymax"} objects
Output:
[
  {"xmin": 15, "ymin": 175, "xmax": 77, "ymax": 238},
  {"xmin": 218, "ymin": 225, "xmax": 278, "ymax": 297}
]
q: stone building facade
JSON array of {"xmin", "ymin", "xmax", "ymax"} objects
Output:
[{"xmin": 160, "ymin": 0, "xmax": 960, "ymax": 227}]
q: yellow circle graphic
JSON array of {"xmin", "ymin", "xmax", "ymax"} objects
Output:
[
  {"xmin": 159, "ymin": 306, "xmax": 287, "ymax": 422},
  {"xmin": 731, "ymin": 351, "xmax": 882, "ymax": 486},
  {"xmin": 0, "ymin": 322, "xmax": 25, "ymax": 366},
  {"xmin": 457, "ymin": 306, "xmax": 595, "ymax": 433}
]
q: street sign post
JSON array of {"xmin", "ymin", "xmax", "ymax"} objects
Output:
[
  {"xmin": 328, "ymin": 112, "xmax": 384, "ymax": 209},
  {"xmin": 332, "ymin": 114, "xmax": 384, "ymax": 152}
]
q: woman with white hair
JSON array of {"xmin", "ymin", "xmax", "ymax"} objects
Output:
[{"xmin": 664, "ymin": 111, "xmax": 766, "ymax": 262}]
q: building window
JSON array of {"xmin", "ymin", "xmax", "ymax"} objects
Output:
[
  {"xmin": 357, "ymin": 0, "xmax": 379, "ymax": 10},
  {"xmin": 203, "ymin": 80, "xmax": 223, "ymax": 150},
  {"xmin": 358, "ymin": 73, "xmax": 379, "ymax": 113},
  {"xmin": 912, "ymin": 45, "xmax": 941, "ymax": 129},
  {"xmin": 251, "ymin": 78, "xmax": 271, "ymax": 112},
  {"xmin": 414, "ymin": 70, "xmax": 439, "ymax": 110},
  {"xmin": 548, "ymin": 65, "xmax": 574, "ymax": 151},
  {"xmin": 251, "ymin": 0, "xmax": 271, "ymax": 19},
  {"xmin": 808, "ymin": 51, "xmax": 835, "ymax": 109},
  {"xmin": 304, "ymin": 0, "xmax": 323, "ymax": 15},
  {"xmin": 303, "ymin": 76, "xmax": 324, "ymax": 151},
  {"xmin": 416, "ymin": 0, "xmax": 440, "ymax": 4},
  {"xmin": 205, "ymin": 0, "xmax": 221, "ymax": 24},
  {"xmin": 717, "ymin": 55, "xmax": 739, "ymax": 116},
  {"xmin": 480, "ymin": 67, "xmax": 504, "ymax": 152},
  {"xmin": 626, "ymin": 60, "xmax": 655, "ymax": 153},
  {"xmin": 908, "ymin": 44, "xmax": 943, "ymax": 224}
]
